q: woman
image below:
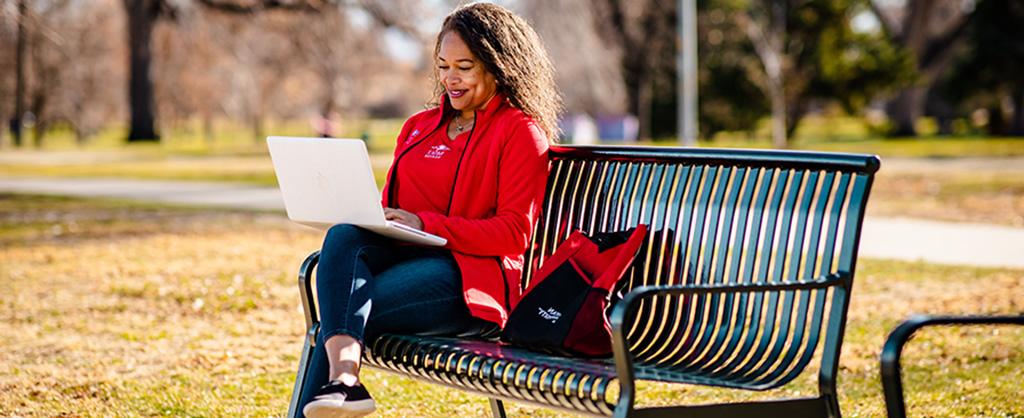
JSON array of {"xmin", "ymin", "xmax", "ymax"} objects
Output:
[{"xmin": 300, "ymin": 3, "xmax": 561, "ymax": 417}]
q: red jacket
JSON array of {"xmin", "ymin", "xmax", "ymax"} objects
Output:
[{"xmin": 381, "ymin": 93, "xmax": 550, "ymax": 327}]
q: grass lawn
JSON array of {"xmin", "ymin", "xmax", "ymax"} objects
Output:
[
  {"xmin": 1, "ymin": 195, "xmax": 1021, "ymax": 417},
  {"xmin": 869, "ymin": 163, "xmax": 1024, "ymax": 227}
]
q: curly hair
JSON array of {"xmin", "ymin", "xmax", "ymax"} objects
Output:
[{"xmin": 431, "ymin": 2, "xmax": 563, "ymax": 141}]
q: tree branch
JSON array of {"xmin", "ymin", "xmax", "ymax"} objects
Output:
[
  {"xmin": 919, "ymin": 11, "xmax": 973, "ymax": 79},
  {"xmin": 354, "ymin": 0, "xmax": 420, "ymax": 38},
  {"xmin": 195, "ymin": 0, "xmax": 326, "ymax": 14},
  {"xmin": 735, "ymin": 10, "xmax": 781, "ymax": 82},
  {"xmin": 868, "ymin": 0, "xmax": 899, "ymax": 38}
]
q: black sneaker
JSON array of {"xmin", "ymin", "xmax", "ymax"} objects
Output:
[{"xmin": 303, "ymin": 380, "xmax": 376, "ymax": 418}]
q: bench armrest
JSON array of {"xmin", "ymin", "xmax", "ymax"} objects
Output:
[
  {"xmin": 615, "ymin": 274, "xmax": 846, "ymax": 301},
  {"xmin": 608, "ymin": 273, "xmax": 847, "ymax": 340},
  {"xmin": 298, "ymin": 251, "xmax": 321, "ymax": 345},
  {"xmin": 606, "ymin": 273, "xmax": 848, "ymax": 412},
  {"xmin": 880, "ymin": 314, "xmax": 1024, "ymax": 418}
]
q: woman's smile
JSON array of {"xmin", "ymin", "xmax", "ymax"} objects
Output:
[{"xmin": 448, "ymin": 89, "xmax": 467, "ymax": 99}]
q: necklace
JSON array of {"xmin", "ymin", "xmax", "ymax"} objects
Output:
[{"xmin": 453, "ymin": 114, "xmax": 474, "ymax": 133}]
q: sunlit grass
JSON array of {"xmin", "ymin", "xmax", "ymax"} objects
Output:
[
  {"xmin": 11, "ymin": 118, "xmax": 405, "ymax": 155},
  {"xmin": 0, "ymin": 118, "xmax": 402, "ymax": 188},
  {"xmin": 870, "ymin": 170, "xmax": 1024, "ymax": 226},
  {"xmin": 9, "ymin": 115, "xmax": 1024, "ymax": 157},
  {"xmin": 635, "ymin": 115, "xmax": 1024, "ymax": 158},
  {"xmin": 690, "ymin": 135, "xmax": 1024, "ymax": 158},
  {"xmin": 1, "ymin": 195, "xmax": 1022, "ymax": 416}
]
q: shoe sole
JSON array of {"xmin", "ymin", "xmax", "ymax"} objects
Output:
[{"xmin": 303, "ymin": 399, "xmax": 376, "ymax": 418}]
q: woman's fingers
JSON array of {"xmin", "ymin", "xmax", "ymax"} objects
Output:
[
  {"xmin": 384, "ymin": 207, "xmax": 405, "ymax": 221},
  {"xmin": 383, "ymin": 208, "xmax": 424, "ymax": 230}
]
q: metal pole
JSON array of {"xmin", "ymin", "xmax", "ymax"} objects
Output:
[
  {"xmin": 678, "ymin": 0, "xmax": 698, "ymax": 146},
  {"xmin": 12, "ymin": 0, "xmax": 27, "ymax": 147}
]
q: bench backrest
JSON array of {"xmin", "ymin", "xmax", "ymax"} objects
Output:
[{"xmin": 523, "ymin": 145, "xmax": 879, "ymax": 389}]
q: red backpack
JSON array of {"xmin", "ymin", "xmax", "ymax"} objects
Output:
[{"xmin": 501, "ymin": 225, "xmax": 648, "ymax": 357}]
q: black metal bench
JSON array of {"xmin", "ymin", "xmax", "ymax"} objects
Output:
[{"xmin": 286, "ymin": 145, "xmax": 880, "ymax": 418}]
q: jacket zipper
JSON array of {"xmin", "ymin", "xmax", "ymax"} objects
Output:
[
  {"xmin": 446, "ymin": 110, "xmax": 509, "ymax": 313},
  {"xmin": 444, "ymin": 109, "xmax": 477, "ymax": 216},
  {"xmin": 398, "ymin": 109, "xmax": 509, "ymax": 312}
]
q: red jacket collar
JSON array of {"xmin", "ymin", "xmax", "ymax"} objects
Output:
[{"xmin": 427, "ymin": 91, "xmax": 509, "ymax": 129}]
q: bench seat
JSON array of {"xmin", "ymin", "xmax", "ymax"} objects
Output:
[{"xmin": 366, "ymin": 334, "xmax": 618, "ymax": 415}]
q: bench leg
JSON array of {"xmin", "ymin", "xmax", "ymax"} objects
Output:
[
  {"xmin": 489, "ymin": 398, "xmax": 507, "ymax": 418},
  {"xmin": 286, "ymin": 325, "xmax": 318, "ymax": 418}
]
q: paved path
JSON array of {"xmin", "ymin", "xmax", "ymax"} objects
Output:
[
  {"xmin": 0, "ymin": 177, "xmax": 284, "ymax": 210},
  {"xmin": 2, "ymin": 177, "xmax": 1022, "ymax": 269}
]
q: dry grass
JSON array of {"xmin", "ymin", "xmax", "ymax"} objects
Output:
[
  {"xmin": 869, "ymin": 159, "xmax": 1024, "ymax": 227},
  {"xmin": 0, "ymin": 195, "xmax": 317, "ymax": 416},
  {"xmin": 1, "ymin": 195, "xmax": 1022, "ymax": 417},
  {"xmin": 0, "ymin": 152, "xmax": 394, "ymax": 188}
]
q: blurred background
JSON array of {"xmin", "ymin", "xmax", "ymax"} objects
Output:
[
  {"xmin": 1, "ymin": 0, "xmax": 1021, "ymax": 149},
  {"xmin": 1, "ymin": 1, "xmax": 1023, "ymax": 416}
]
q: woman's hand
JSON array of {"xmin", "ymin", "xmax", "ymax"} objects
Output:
[{"xmin": 384, "ymin": 207, "xmax": 424, "ymax": 230}]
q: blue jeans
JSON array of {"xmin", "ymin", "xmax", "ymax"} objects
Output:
[{"xmin": 298, "ymin": 224, "xmax": 497, "ymax": 412}]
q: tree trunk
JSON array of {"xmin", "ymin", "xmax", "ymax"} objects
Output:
[
  {"xmin": 125, "ymin": 0, "xmax": 161, "ymax": 142},
  {"xmin": 75, "ymin": 125, "xmax": 87, "ymax": 146},
  {"xmin": 768, "ymin": 78, "xmax": 787, "ymax": 148},
  {"xmin": 637, "ymin": 74, "xmax": 652, "ymax": 140},
  {"xmin": 987, "ymin": 105, "xmax": 1005, "ymax": 136},
  {"xmin": 30, "ymin": 91, "xmax": 46, "ymax": 148},
  {"xmin": 251, "ymin": 113, "xmax": 264, "ymax": 144},
  {"xmin": 1011, "ymin": 88, "xmax": 1024, "ymax": 136},
  {"xmin": 738, "ymin": 4, "xmax": 787, "ymax": 148},
  {"xmin": 888, "ymin": 86, "xmax": 926, "ymax": 137},
  {"xmin": 203, "ymin": 112, "xmax": 215, "ymax": 144},
  {"xmin": 877, "ymin": 0, "xmax": 971, "ymax": 137},
  {"xmin": 786, "ymin": 100, "xmax": 807, "ymax": 141},
  {"xmin": 33, "ymin": 121, "xmax": 47, "ymax": 148},
  {"xmin": 618, "ymin": 48, "xmax": 645, "ymax": 139},
  {"xmin": 11, "ymin": 0, "xmax": 27, "ymax": 147}
]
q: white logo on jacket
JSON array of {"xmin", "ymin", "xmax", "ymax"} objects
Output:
[
  {"xmin": 425, "ymin": 144, "xmax": 451, "ymax": 159},
  {"xmin": 405, "ymin": 129, "xmax": 420, "ymax": 144},
  {"xmin": 538, "ymin": 307, "xmax": 562, "ymax": 323}
]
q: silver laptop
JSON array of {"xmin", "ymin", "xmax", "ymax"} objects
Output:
[{"xmin": 266, "ymin": 136, "xmax": 447, "ymax": 246}]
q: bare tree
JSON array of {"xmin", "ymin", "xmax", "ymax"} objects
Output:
[
  {"xmin": 736, "ymin": 0, "xmax": 788, "ymax": 147},
  {"xmin": 12, "ymin": 0, "xmax": 27, "ymax": 147},
  {"xmin": 150, "ymin": 5, "xmax": 252, "ymax": 142},
  {"xmin": 0, "ymin": 0, "xmax": 123, "ymax": 147},
  {"xmin": 284, "ymin": 8, "xmax": 392, "ymax": 118},
  {"xmin": 0, "ymin": 1, "xmax": 15, "ymax": 147},
  {"xmin": 19, "ymin": 0, "xmax": 78, "ymax": 147},
  {"xmin": 222, "ymin": 11, "xmax": 312, "ymax": 141},
  {"xmin": 591, "ymin": 0, "xmax": 677, "ymax": 140},
  {"xmin": 121, "ymin": 0, "xmax": 422, "ymax": 142},
  {"xmin": 519, "ymin": 0, "xmax": 628, "ymax": 116},
  {"xmin": 871, "ymin": 0, "xmax": 974, "ymax": 136},
  {"xmin": 57, "ymin": 1, "xmax": 124, "ymax": 143}
]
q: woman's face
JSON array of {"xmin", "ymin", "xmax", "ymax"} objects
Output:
[{"xmin": 438, "ymin": 31, "xmax": 498, "ymax": 116}]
